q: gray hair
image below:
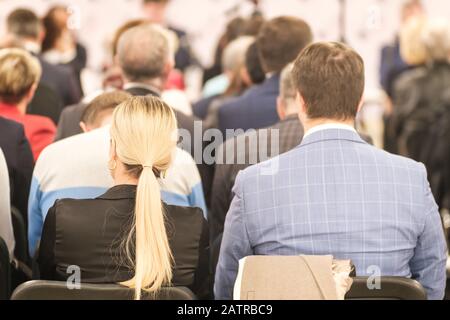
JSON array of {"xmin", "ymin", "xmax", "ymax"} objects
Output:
[
  {"xmin": 422, "ymin": 19, "xmax": 450, "ymax": 63},
  {"xmin": 117, "ymin": 24, "xmax": 170, "ymax": 82},
  {"xmin": 222, "ymin": 36, "xmax": 254, "ymax": 72}
]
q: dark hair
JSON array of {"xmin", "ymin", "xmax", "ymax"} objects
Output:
[
  {"xmin": 111, "ymin": 19, "xmax": 147, "ymax": 58},
  {"xmin": 41, "ymin": 6, "xmax": 68, "ymax": 53},
  {"xmin": 242, "ymin": 15, "xmax": 265, "ymax": 36},
  {"xmin": 7, "ymin": 9, "xmax": 41, "ymax": 39},
  {"xmin": 257, "ymin": 16, "xmax": 313, "ymax": 73},
  {"xmin": 292, "ymin": 42, "xmax": 365, "ymax": 120},
  {"xmin": 81, "ymin": 90, "xmax": 131, "ymax": 125},
  {"xmin": 245, "ymin": 42, "xmax": 265, "ymax": 84}
]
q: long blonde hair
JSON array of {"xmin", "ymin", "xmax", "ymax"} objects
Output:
[{"xmin": 110, "ymin": 96, "xmax": 178, "ymax": 300}]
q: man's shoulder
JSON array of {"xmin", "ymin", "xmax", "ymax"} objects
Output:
[{"xmin": 0, "ymin": 116, "xmax": 23, "ymax": 133}]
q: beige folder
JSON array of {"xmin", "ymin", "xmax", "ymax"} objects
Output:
[{"xmin": 234, "ymin": 255, "xmax": 354, "ymax": 300}]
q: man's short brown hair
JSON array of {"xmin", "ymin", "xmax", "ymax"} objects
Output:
[
  {"xmin": 7, "ymin": 9, "xmax": 41, "ymax": 40},
  {"xmin": 257, "ymin": 16, "xmax": 313, "ymax": 73},
  {"xmin": 81, "ymin": 91, "xmax": 131, "ymax": 127},
  {"xmin": 292, "ymin": 42, "xmax": 365, "ymax": 120}
]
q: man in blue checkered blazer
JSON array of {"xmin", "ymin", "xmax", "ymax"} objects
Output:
[{"xmin": 214, "ymin": 42, "xmax": 448, "ymax": 300}]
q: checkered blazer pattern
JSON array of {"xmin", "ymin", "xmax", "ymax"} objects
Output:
[{"xmin": 214, "ymin": 128, "xmax": 447, "ymax": 300}]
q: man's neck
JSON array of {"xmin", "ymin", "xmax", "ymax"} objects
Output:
[
  {"xmin": 124, "ymin": 78, "xmax": 164, "ymax": 94},
  {"xmin": 303, "ymin": 118, "xmax": 355, "ymax": 134},
  {"xmin": 21, "ymin": 39, "xmax": 41, "ymax": 55}
]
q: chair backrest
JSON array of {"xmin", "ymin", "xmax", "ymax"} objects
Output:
[
  {"xmin": 11, "ymin": 207, "xmax": 29, "ymax": 265},
  {"xmin": 0, "ymin": 237, "xmax": 11, "ymax": 300},
  {"xmin": 345, "ymin": 277, "xmax": 427, "ymax": 300},
  {"xmin": 11, "ymin": 281, "xmax": 197, "ymax": 300}
]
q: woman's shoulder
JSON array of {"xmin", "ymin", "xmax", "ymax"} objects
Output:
[{"xmin": 163, "ymin": 203, "xmax": 205, "ymax": 222}]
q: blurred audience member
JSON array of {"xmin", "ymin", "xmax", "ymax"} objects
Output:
[
  {"xmin": 218, "ymin": 17, "xmax": 313, "ymax": 135},
  {"xmin": 391, "ymin": 18, "xmax": 450, "ymax": 208},
  {"xmin": 0, "ymin": 148, "xmax": 15, "ymax": 259},
  {"xmin": 194, "ymin": 36, "xmax": 254, "ymax": 124},
  {"xmin": 142, "ymin": 0, "xmax": 197, "ymax": 72},
  {"xmin": 215, "ymin": 42, "xmax": 447, "ymax": 300},
  {"xmin": 42, "ymin": 6, "xmax": 88, "ymax": 96},
  {"xmin": 0, "ymin": 48, "xmax": 56, "ymax": 160},
  {"xmin": 37, "ymin": 96, "xmax": 210, "ymax": 299},
  {"xmin": 28, "ymin": 92, "xmax": 205, "ymax": 257},
  {"xmin": 379, "ymin": 0, "xmax": 425, "ymax": 99},
  {"xmin": 0, "ymin": 117, "xmax": 34, "ymax": 224},
  {"xmin": 210, "ymin": 64, "xmax": 304, "ymax": 256},
  {"xmin": 203, "ymin": 17, "xmax": 246, "ymax": 87},
  {"xmin": 6, "ymin": 9, "xmax": 81, "ymax": 109}
]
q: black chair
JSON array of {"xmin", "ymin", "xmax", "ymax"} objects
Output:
[
  {"xmin": 0, "ymin": 237, "xmax": 11, "ymax": 300},
  {"xmin": 346, "ymin": 277, "xmax": 427, "ymax": 300},
  {"xmin": 11, "ymin": 281, "xmax": 197, "ymax": 300},
  {"xmin": 11, "ymin": 207, "xmax": 29, "ymax": 266}
]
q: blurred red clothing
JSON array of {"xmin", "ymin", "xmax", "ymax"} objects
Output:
[{"xmin": 0, "ymin": 103, "xmax": 56, "ymax": 161}]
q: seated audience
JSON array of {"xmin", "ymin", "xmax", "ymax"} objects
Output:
[
  {"xmin": 215, "ymin": 42, "xmax": 448, "ymax": 300},
  {"xmin": 391, "ymin": 18, "xmax": 450, "ymax": 209},
  {"xmin": 37, "ymin": 96, "xmax": 210, "ymax": 299},
  {"xmin": 210, "ymin": 64, "xmax": 304, "ymax": 247},
  {"xmin": 0, "ymin": 117, "xmax": 34, "ymax": 225},
  {"xmin": 41, "ymin": 6, "xmax": 88, "ymax": 97},
  {"xmin": 0, "ymin": 48, "xmax": 56, "ymax": 160},
  {"xmin": 6, "ymin": 9, "xmax": 81, "ymax": 113},
  {"xmin": 218, "ymin": 17, "xmax": 313, "ymax": 135},
  {"xmin": 28, "ymin": 91, "xmax": 206, "ymax": 257},
  {"xmin": 0, "ymin": 148, "xmax": 15, "ymax": 259}
]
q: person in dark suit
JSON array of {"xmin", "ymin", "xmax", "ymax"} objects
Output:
[
  {"xmin": 0, "ymin": 117, "xmax": 34, "ymax": 225},
  {"xmin": 210, "ymin": 64, "xmax": 303, "ymax": 260},
  {"xmin": 37, "ymin": 96, "xmax": 210, "ymax": 300},
  {"xmin": 6, "ymin": 9, "xmax": 82, "ymax": 113},
  {"xmin": 218, "ymin": 17, "xmax": 313, "ymax": 135},
  {"xmin": 54, "ymin": 102, "xmax": 86, "ymax": 141}
]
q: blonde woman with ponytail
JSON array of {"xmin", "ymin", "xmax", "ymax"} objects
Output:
[{"xmin": 38, "ymin": 96, "xmax": 210, "ymax": 300}]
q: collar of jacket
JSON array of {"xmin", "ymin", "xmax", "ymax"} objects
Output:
[
  {"xmin": 298, "ymin": 128, "xmax": 367, "ymax": 148},
  {"xmin": 97, "ymin": 185, "xmax": 137, "ymax": 200},
  {"xmin": 124, "ymin": 82, "xmax": 162, "ymax": 97}
]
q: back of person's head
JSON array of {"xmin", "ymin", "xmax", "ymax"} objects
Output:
[
  {"xmin": 41, "ymin": 6, "xmax": 69, "ymax": 53},
  {"xmin": 401, "ymin": 0, "xmax": 424, "ymax": 23},
  {"xmin": 80, "ymin": 91, "xmax": 131, "ymax": 132},
  {"xmin": 400, "ymin": 16, "xmax": 428, "ymax": 65},
  {"xmin": 245, "ymin": 41, "xmax": 265, "ymax": 85},
  {"xmin": 257, "ymin": 16, "xmax": 313, "ymax": 74},
  {"xmin": 117, "ymin": 24, "xmax": 171, "ymax": 83},
  {"xmin": 0, "ymin": 48, "xmax": 42, "ymax": 105},
  {"xmin": 242, "ymin": 15, "xmax": 265, "ymax": 36},
  {"xmin": 110, "ymin": 96, "xmax": 177, "ymax": 300},
  {"xmin": 292, "ymin": 42, "xmax": 365, "ymax": 121},
  {"xmin": 111, "ymin": 19, "xmax": 147, "ymax": 58},
  {"xmin": 222, "ymin": 36, "xmax": 255, "ymax": 73},
  {"xmin": 422, "ymin": 19, "xmax": 450, "ymax": 63},
  {"xmin": 7, "ymin": 8, "xmax": 41, "ymax": 41}
]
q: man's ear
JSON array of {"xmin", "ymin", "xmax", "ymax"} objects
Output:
[
  {"xmin": 163, "ymin": 58, "xmax": 174, "ymax": 81},
  {"xmin": 296, "ymin": 92, "xmax": 307, "ymax": 115},
  {"xmin": 25, "ymin": 83, "xmax": 38, "ymax": 104},
  {"xmin": 79, "ymin": 122, "xmax": 88, "ymax": 133},
  {"xmin": 356, "ymin": 96, "xmax": 364, "ymax": 114},
  {"xmin": 276, "ymin": 96, "xmax": 285, "ymax": 120}
]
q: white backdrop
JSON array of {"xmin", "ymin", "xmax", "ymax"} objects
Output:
[{"xmin": 1, "ymin": 0, "xmax": 450, "ymax": 95}]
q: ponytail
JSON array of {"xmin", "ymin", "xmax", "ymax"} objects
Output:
[{"xmin": 111, "ymin": 96, "xmax": 177, "ymax": 300}]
